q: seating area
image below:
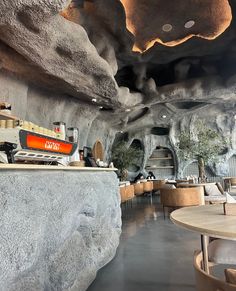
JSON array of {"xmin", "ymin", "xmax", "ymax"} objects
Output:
[
  {"xmin": 117, "ymin": 176, "xmax": 236, "ymax": 290},
  {"xmin": 119, "ymin": 180, "xmax": 158, "ymax": 203},
  {"xmin": 160, "ymin": 186, "xmax": 204, "ymax": 218},
  {"xmin": 119, "ymin": 178, "xmax": 228, "ymax": 207}
]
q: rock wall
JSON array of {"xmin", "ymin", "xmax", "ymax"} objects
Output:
[
  {"xmin": 0, "ymin": 169, "xmax": 121, "ymax": 291},
  {"xmin": 169, "ymin": 107, "xmax": 236, "ymax": 178},
  {"xmin": 0, "ymin": 71, "xmax": 117, "ymax": 160}
]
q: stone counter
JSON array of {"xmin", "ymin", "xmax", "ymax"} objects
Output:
[{"xmin": 0, "ymin": 167, "xmax": 121, "ymax": 291}]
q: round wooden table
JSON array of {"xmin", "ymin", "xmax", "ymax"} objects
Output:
[{"xmin": 171, "ymin": 205, "xmax": 236, "ymax": 273}]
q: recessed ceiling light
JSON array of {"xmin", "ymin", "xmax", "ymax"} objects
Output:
[
  {"xmin": 184, "ymin": 20, "xmax": 195, "ymax": 29},
  {"xmin": 99, "ymin": 106, "xmax": 103, "ymax": 109},
  {"xmin": 162, "ymin": 24, "xmax": 173, "ymax": 32},
  {"xmin": 161, "ymin": 115, "xmax": 167, "ymax": 119},
  {"xmin": 125, "ymin": 109, "xmax": 131, "ymax": 112},
  {"xmin": 92, "ymin": 98, "xmax": 97, "ymax": 103},
  {"xmin": 120, "ymin": 131, "xmax": 124, "ymax": 133}
]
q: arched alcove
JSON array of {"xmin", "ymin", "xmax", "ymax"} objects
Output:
[{"xmin": 146, "ymin": 146, "xmax": 175, "ymax": 179}]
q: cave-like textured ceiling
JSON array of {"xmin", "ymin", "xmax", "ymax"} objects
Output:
[{"xmin": 1, "ymin": 0, "xmax": 236, "ymax": 131}]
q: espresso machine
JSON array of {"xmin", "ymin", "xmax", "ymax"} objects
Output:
[{"xmin": 0, "ymin": 127, "xmax": 77, "ymax": 164}]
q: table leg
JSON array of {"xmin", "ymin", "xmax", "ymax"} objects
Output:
[{"xmin": 201, "ymin": 235, "xmax": 209, "ymax": 274}]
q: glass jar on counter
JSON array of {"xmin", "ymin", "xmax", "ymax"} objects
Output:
[
  {"xmin": 67, "ymin": 127, "xmax": 79, "ymax": 143},
  {"xmin": 53, "ymin": 122, "xmax": 66, "ymax": 140},
  {"xmin": 79, "ymin": 150, "xmax": 84, "ymax": 161},
  {"xmin": 0, "ymin": 102, "xmax": 11, "ymax": 114}
]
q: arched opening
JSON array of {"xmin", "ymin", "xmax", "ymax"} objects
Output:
[{"xmin": 146, "ymin": 146, "xmax": 175, "ymax": 179}]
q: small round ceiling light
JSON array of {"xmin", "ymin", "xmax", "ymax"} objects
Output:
[
  {"xmin": 92, "ymin": 98, "xmax": 97, "ymax": 103},
  {"xmin": 162, "ymin": 24, "xmax": 173, "ymax": 32},
  {"xmin": 99, "ymin": 106, "xmax": 103, "ymax": 109},
  {"xmin": 161, "ymin": 115, "xmax": 167, "ymax": 119},
  {"xmin": 125, "ymin": 108, "xmax": 131, "ymax": 112},
  {"xmin": 184, "ymin": 20, "xmax": 195, "ymax": 29}
]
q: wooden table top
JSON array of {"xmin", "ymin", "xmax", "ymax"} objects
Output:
[
  {"xmin": 177, "ymin": 182, "xmax": 216, "ymax": 187},
  {"xmin": 171, "ymin": 205, "xmax": 236, "ymax": 240}
]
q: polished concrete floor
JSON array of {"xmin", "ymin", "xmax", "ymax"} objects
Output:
[{"xmin": 87, "ymin": 196, "xmax": 200, "ymax": 291}]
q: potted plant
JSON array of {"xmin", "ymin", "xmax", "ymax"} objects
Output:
[
  {"xmin": 111, "ymin": 141, "xmax": 142, "ymax": 181},
  {"xmin": 177, "ymin": 121, "xmax": 227, "ymax": 182}
]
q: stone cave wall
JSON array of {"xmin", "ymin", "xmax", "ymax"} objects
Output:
[
  {"xmin": 115, "ymin": 131, "xmax": 176, "ymax": 180},
  {"xmin": 4, "ymin": 64, "xmax": 234, "ymax": 180},
  {"xmin": 0, "ymin": 170, "xmax": 121, "ymax": 291},
  {"xmin": 0, "ymin": 71, "xmax": 117, "ymax": 161},
  {"xmin": 169, "ymin": 108, "xmax": 236, "ymax": 179},
  {"xmin": 116, "ymin": 107, "xmax": 236, "ymax": 181}
]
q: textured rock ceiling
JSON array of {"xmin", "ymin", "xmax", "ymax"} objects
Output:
[
  {"xmin": 120, "ymin": 0, "xmax": 232, "ymax": 52},
  {"xmin": 1, "ymin": 0, "xmax": 236, "ymax": 131}
]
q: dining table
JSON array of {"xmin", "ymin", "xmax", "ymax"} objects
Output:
[{"xmin": 170, "ymin": 204, "xmax": 236, "ymax": 274}]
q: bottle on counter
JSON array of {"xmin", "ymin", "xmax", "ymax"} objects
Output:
[
  {"xmin": 67, "ymin": 127, "xmax": 79, "ymax": 143},
  {"xmin": 79, "ymin": 150, "xmax": 84, "ymax": 161},
  {"xmin": 53, "ymin": 122, "xmax": 66, "ymax": 140},
  {"xmin": 0, "ymin": 102, "xmax": 11, "ymax": 114}
]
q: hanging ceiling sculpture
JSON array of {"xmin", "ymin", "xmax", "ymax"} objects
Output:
[
  {"xmin": 0, "ymin": 0, "xmax": 235, "ymax": 130},
  {"xmin": 120, "ymin": 0, "xmax": 232, "ymax": 52}
]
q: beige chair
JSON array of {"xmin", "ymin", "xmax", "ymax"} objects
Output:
[
  {"xmin": 119, "ymin": 185, "xmax": 135, "ymax": 203},
  {"xmin": 126, "ymin": 185, "xmax": 135, "ymax": 200},
  {"xmin": 229, "ymin": 178, "xmax": 236, "ymax": 194},
  {"xmin": 153, "ymin": 180, "xmax": 166, "ymax": 192},
  {"xmin": 160, "ymin": 187, "xmax": 204, "ymax": 218},
  {"xmin": 120, "ymin": 186, "xmax": 127, "ymax": 203},
  {"xmin": 194, "ymin": 251, "xmax": 236, "ymax": 291},
  {"xmin": 134, "ymin": 183, "xmax": 144, "ymax": 196},
  {"xmin": 143, "ymin": 181, "xmax": 153, "ymax": 193}
]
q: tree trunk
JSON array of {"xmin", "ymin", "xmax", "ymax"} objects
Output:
[{"xmin": 198, "ymin": 157, "xmax": 206, "ymax": 183}]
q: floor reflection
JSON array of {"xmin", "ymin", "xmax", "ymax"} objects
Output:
[
  {"xmin": 87, "ymin": 195, "xmax": 198, "ymax": 291},
  {"xmin": 121, "ymin": 196, "xmax": 163, "ymax": 239}
]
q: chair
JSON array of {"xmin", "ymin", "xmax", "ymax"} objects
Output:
[
  {"xmin": 119, "ymin": 185, "xmax": 134, "ymax": 203},
  {"xmin": 194, "ymin": 251, "xmax": 236, "ymax": 291},
  {"xmin": 143, "ymin": 181, "xmax": 153, "ymax": 193},
  {"xmin": 204, "ymin": 183, "xmax": 226, "ymax": 204},
  {"xmin": 125, "ymin": 185, "xmax": 135, "ymax": 200},
  {"xmin": 160, "ymin": 187, "xmax": 204, "ymax": 218},
  {"xmin": 229, "ymin": 178, "xmax": 236, "ymax": 194},
  {"xmin": 208, "ymin": 239, "xmax": 236, "ymax": 265},
  {"xmin": 133, "ymin": 183, "xmax": 144, "ymax": 196},
  {"xmin": 153, "ymin": 180, "xmax": 166, "ymax": 192},
  {"xmin": 120, "ymin": 186, "xmax": 127, "ymax": 203}
]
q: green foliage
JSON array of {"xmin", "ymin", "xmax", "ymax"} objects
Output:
[
  {"xmin": 177, "ymin": 121, "xmax": 227, "ymax": 164},
  {"xmin": 111, "ymin": 141, "xmax": 142, "ymax": 171}
]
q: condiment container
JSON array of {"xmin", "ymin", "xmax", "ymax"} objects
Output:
[
  {"xmin": 53, "ymin": 122, "xmax": 66, "ymax": 140},
  {"xmin": 67, "ymin": 127, "xmax": 79, "ymax": 143}
]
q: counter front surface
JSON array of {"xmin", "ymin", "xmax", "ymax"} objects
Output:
[{"xmin": 0, "ymin": 163, "xmax": 117, "ymax": 171}]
